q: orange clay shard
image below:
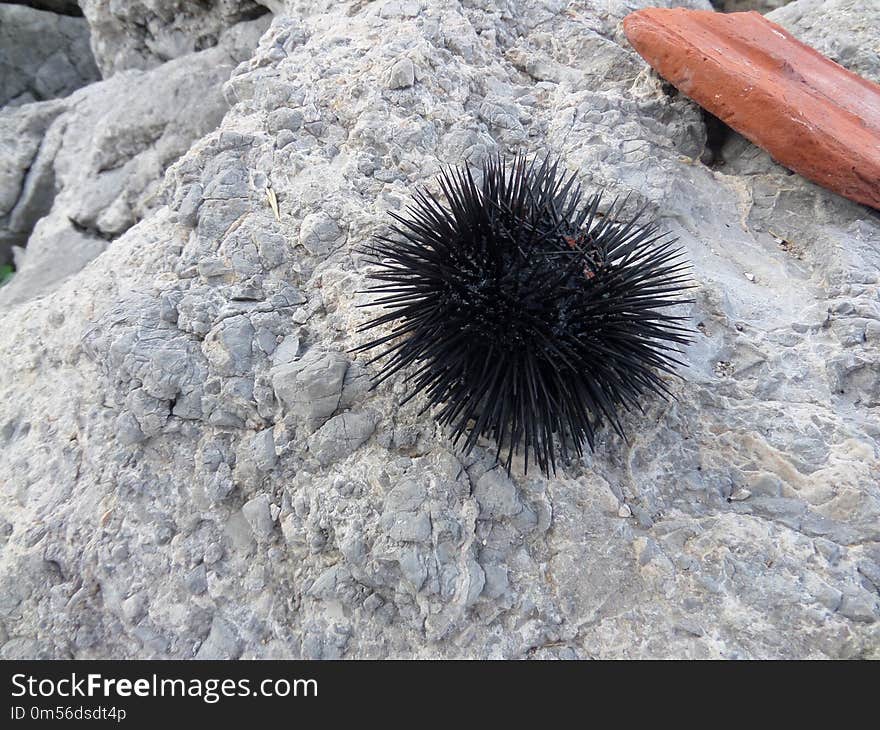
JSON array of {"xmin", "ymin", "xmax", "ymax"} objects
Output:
[{"xmin": 623, "ymin": 8, "xmax": 880, "ymax": 211}]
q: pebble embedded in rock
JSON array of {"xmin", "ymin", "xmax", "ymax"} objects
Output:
[
  {"xmin": 242, "ymin": 494, "xmax": 275, "ymax": 541},
  {"xmin": 473, "ymin": 470, "xmax": 521, "ymax": 520},
  {"xmin": 387, "ymin": 57, "xmax": 415, "ymax": 89},
  {"xmin": 271, "ymin": 349, "xmax": 349, "ymax": 429},
  {"xmin": 307, "ymin": 410, "xmax": 378, "ymax": 466},
  {"xmin": 195, "ymin": 615, "xmax": 241, "ymax": 660}
]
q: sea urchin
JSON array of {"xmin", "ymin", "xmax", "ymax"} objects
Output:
[{"xmin": 354, "ymin": 155, "xmax": 693, "ymax": 476}]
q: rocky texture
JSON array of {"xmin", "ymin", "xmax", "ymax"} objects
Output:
[
  {"xmin": 0, "ymin": 100, "xmax": 66, "ymax": 264},
  {"xmin": 0, "ymin": 4, "xmax": 100, "ymax": 107},
  {"xmin": 0, "ymin": 16, "xmax": 271, "ymax": 305},
  {"xmin": 0, "ymin": 0, "xmax": 878, "ymax": 660},
  {"xmin": 79, "ymin": 0, "xmax": 273, "ymax": 76},
  {"xmin": 623, "ymin": 9, "xmax": 880, "ymax": 211}
]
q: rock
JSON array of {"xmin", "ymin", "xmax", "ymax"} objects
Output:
[
  {"xmin": 387, "ymin": 57, "xmax": 416, "ymax": 89},
  {"xmin": 307, "ymin": 411, "xmax": 379, "ymax": 466},
  {"xmin": 623, "ymin": 8, "xmax": 880, "ymax": 210},
  {"xmin": 250, "ymin": 428, "xmax": 277, "ymax": 471},
  {"xmin": 384, "ymin": 479, "xmax": 427, "ymax": 513},
  {"xmin": 0, "ymin": 517, "xmax": 12, "ymax": 548},
  {"xmin": 473, "ymin": 469, "xmax": 521, "ymax": 520},
  {"xmin": 79, "ymin": 0, "xmax": 272, "ymax": 76},
  {"xmin": 242, "ymin": 494, "xmax": 274, "ymax": 541},
  {"xmin": 298, "ymin": 212, "xmax": 345, "ymax": 257},
  {"xmin": 838, "ymin": 592, "xmax": 879, "ymax": 623},
  {"xmin": 121, "ymin": 592, "xmax": 148, "ymax": 624},
  {"xmin": 195, "ymin": 615, "xmax": 241, "ymax": 660},
  {"xmin": 271, "ymin": 349, "xmax": 349, "ymax": 430},
  {"xmin": 0, "ymin": 15, "xmax": 270, "ymax": 306},
  {"xmin": 184, "ymin": 564, "xmax": 208, "ymax": 595},
  {"xmin": 204, "ymin": 316, "xmax": 255, "ymax": 376},
  {"xmin": 0, "ymin": 0, "xmax": 879, "ymax": 661},
  {"xmin": 381, "ymin": 511, "xmax": 431, "ymax": 543},
  {"xmin": 1, "ymin": 214, "xmax": 107, "ymax": 309},
  {"xmin": 0, "ymin": 99, "xmax": 67, "ymax": 262},
  {"xmin": 0, "ymin": 4, "xmax": 100, "ymax": 107}
]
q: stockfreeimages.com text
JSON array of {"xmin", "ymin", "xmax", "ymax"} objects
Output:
[{"xmin": 10, "ymin": 673, "xmax": 317, "ymax": 704}]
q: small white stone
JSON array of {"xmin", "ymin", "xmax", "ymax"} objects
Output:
[
  {"xmin": 387, "ymin": 57, "xmax": 415, "ymax": 89},
  {"xmin": 729, "ymin": 488, "xmax": 752, "ymax": 502},
  {"xmin": 618, "ymin": 504, "xmax": 632, "ymax": 518},
  {"xmin": 744, "ymin": 272, "xmax": 755, "ymax": 282}
]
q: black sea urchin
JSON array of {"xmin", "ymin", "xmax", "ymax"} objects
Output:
[{"xmin": 354, "ymin": 155, "xmax": 693, "ymax": 476}]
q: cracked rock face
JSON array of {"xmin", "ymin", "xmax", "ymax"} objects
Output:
[
  {"xmin": 0, "ymin": 16, "xmax": 271, "ymax": 306},
  {"xmin": 0, "ymin": 0, "xmax": 878, "ymax": 659},
  {"xmin": 79, "ymin": 0, "xmax": 274, "ymax": 76}
]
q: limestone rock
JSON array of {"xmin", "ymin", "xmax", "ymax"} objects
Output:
[
  {"xmin": 0, "ymin": 4, "xmax": 100, "ymax": 107},
  {"xmin": 79, "ymin": 0, "xmax": 273, "ymax": 76},
  {"xmin": 0, "ymin": 16, "xmax": 270, "ymax": 307},
  {"xmin": 0, "ymin": 0, "xmax": 877, "ymax": 660},
  {"xmin": 272, "ymin": 349, "xmax": 349, "ymax": 430}
]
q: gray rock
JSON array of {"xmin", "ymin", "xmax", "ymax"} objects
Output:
[
  {"xmin": 307, "ymin": 410, "xmax": 379, "ymax": 466},
  {"xmin": 382, "ymin": 511, "xmax": 431, "ymax": 543},
  {"xmin": 0, "ymin": 517, "xmax": 13, "ymax": 548},
  {"xmin": 473, "ymin": 469, "xmax": 521, "ymax": 520},
  {"xmin": 0, "ymin": 0, "xmax": 878, "ymax": 661},
  {"xmin": 250, "ymin": 428, "xmax": 278, "ymax": 471},
  {"xmin": 242, "ymin": 494, "xmax": 275, "ymax": 541},
  {"xmin": 387, "ymin": 57, "xmax": 416, "ymax": 89},
  {"xmin": 272, "ymin": 349, "xmax": 349, "ymax": 429},
  {"xmin": 0, "ymin": 5, "xmax": 100, "ymax": 107},
  {"xmin": 384, "ymin": 479, "xmax": 427, "ymax": 513},
  {"xmin": 195, "ymin": 615, "xmax": 241, "ymax": 660},
  {"xmin": 0, "ymin": 99, "xmax": 66, "ymax": 261},
  {"xmin": 184, "ymin": 564, "xmax": 208, "ymax": 595},
  {"xmin": 121, "ymin": 593, "xmax": 148, "ymax": 624},
  {"xmin": 79, "ymin": 0, "xmax": 272, "ymax": 77},
  {"xmin": 838, "ymin": 592, "xmax": 879, "ymax": 624},
  {"xmin": 0, "ymin": 15, "xmax": 270, "ymax": 306},
  {"xmin": 298, "ymin": 212, "xmax": 345, "ymax": 257}
]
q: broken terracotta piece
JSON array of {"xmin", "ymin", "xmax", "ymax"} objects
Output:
[{"xmin": 623, "ymin": 8, "xmax": 880, "ymax": 211}]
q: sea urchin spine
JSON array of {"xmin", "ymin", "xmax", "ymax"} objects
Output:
[{"xmin": 354, "ymin": 155, "xmax": 693, "ymax": 476}]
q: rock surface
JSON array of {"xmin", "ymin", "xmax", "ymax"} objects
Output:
[
  {"xmin": 0, "ymin": 16, "xmax": 271, "ymax": 306},
  {"xmin": 0, "ymin": 0, "xmax": 878, "ymax": 659},
  {"xmin": 623, "ymin": 8, "xmax": 880, "ymax": 211},
  {"xmin": 0, "ymin": 3, "xmax": 100, "ymax": 107},
  {"xmin": 79, "ymin": 0, "xmax": 273, "ymax": 76}
]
